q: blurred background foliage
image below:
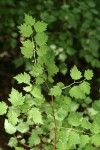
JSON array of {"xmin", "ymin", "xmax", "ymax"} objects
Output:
[
  {"xmin": 0, "ymin": 0, "xmax": 100, "ymax": 149},
  {"xmin": 0, "ymin": 0, "xmax": 100, "ymax": 70}
]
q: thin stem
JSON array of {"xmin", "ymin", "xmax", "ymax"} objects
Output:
[
  {"xmin": 14, "ymin": 134, "xmax": 31, "ymax": 148},
  {"xmin": 62, "ymin": 79, "xmax": 85, "ymax": 90},
  {"xmin": 45, "ymin": 82, "xmax": 57, "ymax": 150},
  {"xmin": 60, "ymin": 126, "xmax": 93, "ymax": 135},
  {"xmin": 19, "ymin": 140, "xmax": 31, "ymax": 148},
  {"xmin": 51, "ymin": 96, "xmax": 57, "ymax": 150},
  {"xmin": 45, "ymin": 81, "xmax": 50, "ymax": 91},
  {"xmin": 32, "ymin": 36, "xmax": 36, "ymax": 63}
]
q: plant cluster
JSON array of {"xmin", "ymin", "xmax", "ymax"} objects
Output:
[{"xmin": 0, "ymin": 14, "xmax": 100, "ymax": 150}]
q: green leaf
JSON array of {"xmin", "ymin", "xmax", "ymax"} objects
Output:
[
  {"xmin": 84, "ymin": 97, "xmax": 92, "ymax": 104},
  {"xmin": 31, "ymin": 86, "xmax": 43, "ymax": 99},
  {"xmin": 4, "ymin": 119, "xmax": 16, "ymax": 134},
  {"xmin": 94, "ymin": 113, "xmax": 100, "ymax": 125},
  {"xmin": 18, "ymin": 24, "xmax": 33, "ymax": 37},
  {"xmin": 21, "ymin": 39, "xmax": 34, "ymax": 58},
  {"xmin": 91, "ymin": 134, "xmax": 100, "ymax": 146},
  {"xmin": 7, "ymin": 109, "xmax": 18, "ymax": 126},
  {"xmin": 8, "ymin": 88, "xmax": 25, "ymax": 106},
  {"xmin": 47, "ymin": 63, "xmax": 59, "ymax": 76},
  {"xmin": 92, "ymin": 100, "xmax": 100, "ymax": 111},
  {"xmin": 57, "ymin": 130, "xmax": 70, "ymax": 150},
  {"xmin": 17, "ymin": 122, "xmax": 29, "ymax": 133},
  {"xmin": 37, "ymin": 45, "xmax": 48, "ymax": 56},
  {"xmin": 28, "ymin": 108, "xmax": 43, "ymax": 124},
  {"xmin": 8, "ymin": 137, "xmax": 18, "ymax": 147},
  {"xmin": 35, "ymin": 32, "xmax": 48, "ymax": 46},
  {"xmin": 57, "ymin": 82, "xmax": 64, "ymax": 89},
  {"xmin": 80, "ymin": 135, "xmax": 90, "ymax": 147},
  {"xmin": 79, "ymin": 81, "xmax": 91, "ymax": 94},
  {"xmin": 69, "ymin": 85, "xmax": 86, "ymax": 99},
  {"xmin": 34, "ymin": 21, "xmax": 47, "ymax": 32},
  {"xmin": 69, "ymin": 101, "xmax": 79, "ymax": 111},
  {"xmin": 30, "ymin": 64, "xmax": 43, "ymax": 77},
  {"xmin": 28, "ymin": 130, "xmax": 40, "ymax": 146},
  {"xmin": 68, "ymin": 131, "xmax": 80, "ymax": 148},
  {"xmin": 15, "ymin": 147, "xmax": 25, "ymax": 150},
  {"xmin": 68, "ymin": 112, "xmax": 82, "ymax": 126},
  {"xmin": 9, "ymin": 107, "xmax": 21, "ymax": 116},
  {"xmin": 64, "ymin": 96, "xmax": 71, "ymax": 105},
  {"xmin": 84, "ymin": 145, "xmax": 98, "ymax": 150},
  {"xmin": 0, "ymin": 101, "xmax": 8, "ymax": 115},
  {"xmin": 14, "ymin": 72, "xmax": 31, "ymax": 85},
  {"xmin": 81, "ymin": 118, "xmax": 91, "ymax": 129},
  {"xmin": 25, "ymin": 14, "xmax": 35, "ymax": 26},
  {"xmin": 91, "ymin": 121, "xmax": 100, "ymax": 134},
  {"xmin": 55, "ymin": 108, "xmax": 67, "ymax": 121},
  {"xmin": 21, "ymin": 47, "xmax": 32, "ymax": 58},
  {"xmin": 36, "ymin": 77, "xmax": 45, "ymax": 85},
  {"xmin": 49, "ymin": 85, "xmax": 62, "ymax": 96},
  {"xmin": 84, "ymin": 69, "xmax": 94, "ymax": 80},
  {"xmin": 23, "ymin": 85, "xmax": 32, "ymax": 92},
  {"xmin": 70, "ymin": 65, "xmax": 82, "ymax": 80},
  {"xmin": 22, "ymin": 39, "xmax": 34, "ymax": 49}
]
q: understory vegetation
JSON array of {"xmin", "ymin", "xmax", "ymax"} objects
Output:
[{"xmin": 0, "ymin": 0, "xmax": 100, "ymax": 150}]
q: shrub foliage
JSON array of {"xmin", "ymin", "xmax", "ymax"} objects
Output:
[{"xmin": 0, "ymin": 14, "xmax": 100, "ymax": 150}]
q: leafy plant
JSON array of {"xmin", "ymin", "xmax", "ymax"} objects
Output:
[{"xmin": 0, "ymin": 14, "xmax": 100, "ymax": 150}]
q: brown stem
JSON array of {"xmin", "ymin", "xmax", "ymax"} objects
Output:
[
  {"xmin": 14, "ymin": 134, "xmax": 31, "ymax": 148},
  {"xmin": 51, "ymin": 96, "xmax": 57, "ymax": 150},
  {"xmin": 45, "ymin": 82, "xmax": 57, "ymax": 149},
  {"xmin": 19, "ymin": 140, "xmax": 31, "ymax": 148},
  {"xmin": 62, "ymin": 79, "xmax": 85, "ymax": 90},
  {"xmin": 31, "ymin": 36, "xmax": 36, "ymax": 63}
]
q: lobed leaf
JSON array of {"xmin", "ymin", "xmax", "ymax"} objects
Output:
[
  {"xmin": 84, "ymin": 69, "xmax": 94, "ymax": 80},
  {"xmin": 34, "ymin": 21, "xmax": 47, "ymax": 32},
  {"xmin": 14, "ymin": 72, "xmax": 31, "ymax": 85},
  {"xmin": 69, "ymin": 85, "xmax": 86, "ymax": 99},
  {"xmin": 70, "ymin": 65, "xmax": 82, "ymax": 80},
  {"xmin": 28, "ymin": 108, "xmax": 43, "ymax": 124},
  {"xmin": 0, "ymin": 101, "xmax": 8, "ymax": 115},
  {"xmin": 8, "ymin": 137, "xmax": 18, "ymax": 148},
  {"xmin": 8, "ymin": 88, "xmax": 25, "ymax": 106},
  {"xmin": 28, "ymin": 130, "xmax": 40, "ymax": 146},
  {"xmin": 17, "ymin": 122, "xmax": 29, "ymax": 133},
  {"xmin": 18, "ymin": 24, "xmax": 33, "ymax": 37},
  {"xmin": 68, "ymin": 112, "xmax": 82, "ymax": 126},
  {"xmin": 4, "ymin": 119, "xmax": 16, "ymax": 134},
  {"xmin": 25, "ymin": 14, "xmax": 35, "ymax": 26},
  {"xmin": 79, "ymin": 81, "xmax": 91, "ymax": 95},
  {"xmin": 7, "ymin": 109, "xmax": 18, "ymax": 126},
  {"xmin": 35, "ymin": 32, "xmax": 48, "ymax": 46},
  {"xmin": 80, "ymin": 135, "xmax": 90, "ymax": 147},
  {"xmin": 15, "ymin": 147, "xmax": 25, "ymax": 150},
  {"xmin": 49, "ymin": 85, "xmax": 62, "ymax": 96}
]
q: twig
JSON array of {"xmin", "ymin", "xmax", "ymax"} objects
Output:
[
  {"xmin": 45, "ymin": 82, "xmax": 57, "ymax": 149},
  {"xmin": 14, "ymin": 134, "xmax": 31, "ymax": 148},
  {"xmin": 51, "ymin": 96, "xmax": 57, "ymax": 150},
  {"xmin": 45, "ymin": 81, "xmax": 50, "ymax": 91},
  {"xmin": 32, "ymin": 36, "xmax": 36, "ymax": 64},
  {"xmin": 59, "ymin": 126, "xmax": 93, "ymax": 135},
  {"xmin": 19, "ymin": 140, "xmax": 31, "ymax": 148},
  {"xmin": 62, "ymin": 79, "xmax": 85, "ymax": 90}
]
